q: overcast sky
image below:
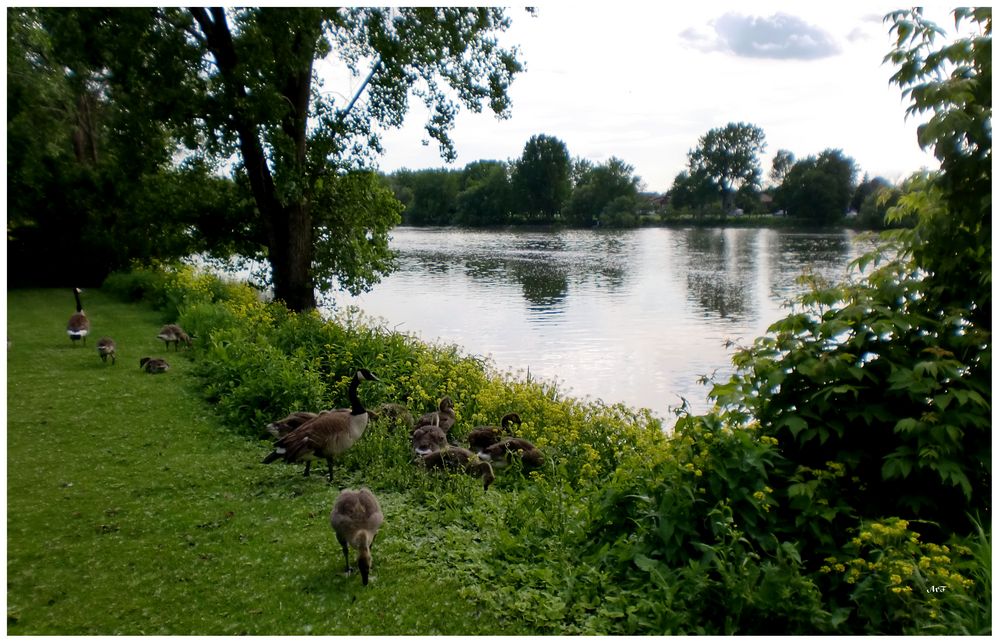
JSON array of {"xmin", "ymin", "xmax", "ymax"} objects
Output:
[{"xmin": 362, "ymin": 3, "xmax": 955, "ymax": 193}]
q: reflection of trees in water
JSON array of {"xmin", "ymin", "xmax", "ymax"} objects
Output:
[
  {"xmin": 400, "ymin": 231, "xmax": 633, "ymax": 312},
  {"xmin": 677, "ymin": 228, "xmax": 757, "ymax": 321},
  {"xmin": 685, "ymin": 272, "xmax": 749, "ymax": 320},
  {"xmin": 511, "ymin": 261, "xmax": 569, "ymax": 308},
  {"xmin": 766, "ymin": 232, "xmax": 854, "ymax": 300}
]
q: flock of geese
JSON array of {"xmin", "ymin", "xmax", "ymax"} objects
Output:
[
  {"xmin": 66, "ymin": 287, "xmax": 544, "ymax": 587},
  {"xmin": 260, "ymin": 374, "xmax": 546, "ymax": 586},
  {"xmin": 66, "ymin": 287, "xmax": 192, "ymax": 373}
]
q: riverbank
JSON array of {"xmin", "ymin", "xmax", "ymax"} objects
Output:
[
  {"xmin": 5, "ymin": 289, "xmax": 536, "ymax": 635},
  {"xmin": 8, "ymin": 275, "xmax": 987, "ymax": 635}
]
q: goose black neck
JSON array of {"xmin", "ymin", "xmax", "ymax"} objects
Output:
[
  {"xmin": 348, "ymin": 373, "xmax": 365, "ymax": 416},
  {"xmin": 73, "ymin": 289, "xmax": 83, "ymax": 313}
]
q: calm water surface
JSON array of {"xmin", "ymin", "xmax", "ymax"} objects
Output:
[{"xmin": 325, "ymin": 227, "xmax": 871, "ymax": 418}]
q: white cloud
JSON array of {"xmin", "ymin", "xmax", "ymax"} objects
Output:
[{"xmin": 684, "ymin": 12, "xmax": 842, "ymax": 60}]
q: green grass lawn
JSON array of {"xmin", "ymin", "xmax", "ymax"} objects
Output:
[{"xmin": 6, "ymin": 289, "xmax": 535, "ymax": 635}]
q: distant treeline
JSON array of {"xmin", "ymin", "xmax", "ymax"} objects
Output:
[{"xmin": 384, "ymin": 128, "xmax": 906, "ymax": 230}]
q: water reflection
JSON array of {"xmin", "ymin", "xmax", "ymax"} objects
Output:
[{"xmin": 327, "ymin": 226, "xmax": 869, "ymax": 418}]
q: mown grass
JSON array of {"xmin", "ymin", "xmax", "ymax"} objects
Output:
[{"xmin": 6, "ymin": 289, "xmax": 537, "ymax": 635}]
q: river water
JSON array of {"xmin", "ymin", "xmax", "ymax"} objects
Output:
[{"xmin": 323, "ymin": 226, "xmax": 872, "ymax": 418}]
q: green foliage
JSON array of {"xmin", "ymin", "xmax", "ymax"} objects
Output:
[
  {"xmin": 686, "ymin": 122, "xmax": 767, "ymax": 211},
  {"xmin": 777, "ymin": 148, "xmax": 858, "ymax": 223},
  {"xmin": 564, "ymin": 157, "xmax": 642, "ymax": 228},
  {"xmin": 511, "ymin": 134, "xmax": 573, "ymax": 222}
]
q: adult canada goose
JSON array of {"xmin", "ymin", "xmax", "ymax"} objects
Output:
[
  {"xmin": 478, "ymin": 437, "xmax": 544, "ymax": 471},
  {"xmin": 419, "ymin": 446, "xmax": 495, "ymax": 491},
  {"xmin": 412, "ymin": 424, "xmax": 448, "ymax": 457},
  {"xmin": 413, "ymin": 397, "xmax": 456, "ymax": 434},
  {"xmin": 264, "ymin": 411, "xmax": 322, "ymax": 439},
  {"xmin": 139, "ymin": 357, "xmax": 170, "ymax": 374},
  {"xmin": 157, "ymin": 324, "xmax": 192, "ymax": 351},
  {"xmin": 67, "ymin": 288, "xmax": 90, "ymax": 345},
  {"xmin": 330, "ymin": 488, "xmax": 384, "ymax": 586},
  {"xmin": 96, "ymin": 337, "xmax": 117, "ymax": 365},
  {"xmin": 261, "ymin": 369, "xmax": 379, "ymax": 482},
  {"xmin": 467, "ymin": 412, "xmax": 522, "ymax": 451}
]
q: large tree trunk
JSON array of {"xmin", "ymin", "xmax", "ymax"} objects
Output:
[{"xmin": 190, "ymin": 7, "xmax": 318, "ymax": 312}]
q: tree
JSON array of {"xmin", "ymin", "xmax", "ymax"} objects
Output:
[
  {"xmin": 564, "ymin": 157, "xmax": 642, "ymax": 227},
  {"xmin": 686, "ymin": 122, "xmax": 766, "ymax": 211},
  {"xmin": 778, "ymin": 149, "xmax": 857, "ymax": 224},
  {"xmin": 511, "ymin": 134, "xmax": 572, "ymax": 222},
  {"xmin": 850, "ymin": 174, "xmax": 893, "ymax": 212},
  {"xmin": 666, "ymin": 169, "xmax": 721, "ymax": 214},
  {"xmin": 769, "ymin": 149, "xmax": 795, "ymax": 187},
  {"xmin": 456, "ymin": 160, "xmax": 513, "ymax": 226},
  {"xmin": 709, "ymin": 8, "xmax": 991, "ymax": 554},
  {"xmin": 19, "ymin": 8, "xmax": 525, "ymax": 310},
  {"xmin": 7, "ymin": 9, "xmax": 252, "ymax": 286}
]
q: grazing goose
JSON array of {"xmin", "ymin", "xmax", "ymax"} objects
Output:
[
  {"xmin": 139, "ymin": 356, "xmax": 170, "ymax": 374},
  {"xmin": 330, "ymin": 487, "xmax": 384, "ymax": 586},
  {"xmin": 67, "ymin": 288, "xmax": 90, "ymax": 345},
  {"xmin": 412, "ymin": 424, "xmax": 448, "ymax": 457},
  {"xmin": 413, "ymin": 396, "xmax": 456, "ymax": 435},
  {"xmin": 467, "ymin": 412, "xmax": 522, "ymax": 451},
  {"xmin": 157, "ymin": 324, "xmax": 192, "ymax": 351},
  {"xmin": 419, "ymin": 446, "xmax": 495, "ymax": 491},
  {"xmin": 261, "ymin": 369, "xmax": 379, "ymax": 482},
  {"xmin": 478, "ymin": 437, "xmax": 544, "ymax": 471},
  {"xmin": 264, "ymin": 411, "xmax": 321, "ymax": 439},
  {"xmin": 96, "ymin": 337, "xmax": 117, "ymax": 365}
]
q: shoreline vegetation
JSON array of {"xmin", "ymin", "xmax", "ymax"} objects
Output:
[{"xmin": 7, "ymin": 262, "xmax": 990, "ymax": 634}]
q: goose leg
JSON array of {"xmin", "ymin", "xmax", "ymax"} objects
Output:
[
  {"xmin": 336, "ymin": 533, "xmax": 351, "ymax": 573},
  {"xmin": 325, "ymin": 457, "xmax": 335, "ymax": 483},
  {"xmin": 303, "ymin": 461, "xmax": 312, "ymax": 477}
]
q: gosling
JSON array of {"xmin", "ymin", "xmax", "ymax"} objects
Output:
[
  {"xmin": 467, "ymin": 412, "xmax": 522, "ymax": 451},
  {"xmin": 96, "ymin": 337, "xmax": 117, "ymax": 365},
  {"xmin": 330, "ymin": 488, "xmax": 384, "ymax": 586},
  {"xmin": 139, "ymin": 357, "xmax": 170, "ymax": 374},
  {"xmin": 419, "ymin": 446, "xmax": 495, "ymax": 491},
  {"xmin": 478, "ymin": 437, "xmax": 544, "ymax": 471}
]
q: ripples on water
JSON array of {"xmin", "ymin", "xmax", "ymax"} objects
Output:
[{"xmin": 326, "ymin": 226, "xmax": 872, "ymax": 419}]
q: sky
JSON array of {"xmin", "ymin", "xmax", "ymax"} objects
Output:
[{"xmin": 359, "ymin": 3, "xmax": 956, "ymax": 193}]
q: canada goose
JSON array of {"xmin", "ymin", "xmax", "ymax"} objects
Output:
[
  {"xmin": 139, "ymin": 356, "xmax": 170, "ymax": 373},
  {"xmin": 67, "ymin": 288, "xmax": 90, "ymax": 345},
  {"xmin": 330, "ymin": 487, "xmax": 384, "ymax": 586},
  {"xmin": 412, "ymin": 424, "xmax": 448, "ymax": 457},
  {"xmin": 157, "ymin": 324, "xmax": 192, "ymax": 351},
  {"xmin": 419, "ymin": 446, "xmax": 495, "ymax": 491},
  {"xmin": 96, "ymin": 337, "xmax": 117, "ymax": 365},
  {"xmin": 261, "ymin": 369, "xmax": 379, "ymax": 482},
  {"xmin": 467, "ymin": 412, "xmax": 522, "ymax": 451},
  {"xmin": 413, "ymin": 397, "xmax": 456, "ymax": 434},
  {"xmin": 478, "ymin": 437, "xmax": 544, "ymax": 471},
  {"xmin": 370, "ymin": 402, "xmax": 414, "ymax": 431}
]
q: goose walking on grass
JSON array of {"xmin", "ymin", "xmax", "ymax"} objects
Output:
[
  {"xmin": 261, "ymin": 369, "xmax": 379, "ymax": 482},
  {"xmin": 139, "ymin": 357, "xmax": 170, "ymax": 373},
  {"xmin": 67, "ymin": 288, "xmax": 90, "ymax": 346},
  {"xmin": 157, "ymin": 324, "xmax": 192, "ymax": 351},
  {"xmin": 467, "ymin": 412, "xmax": 522, "ymax": 451},
  {"xmin": 330, "ymin": 488, "xmax": 384, "ymax": 586},
  {"xmin": 419, "ymin": 446, "xmax": 495, "ymax": 491},
  {"xmin": 96, "ymin": 337, "xmax": 117, "ymax": 365}
]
